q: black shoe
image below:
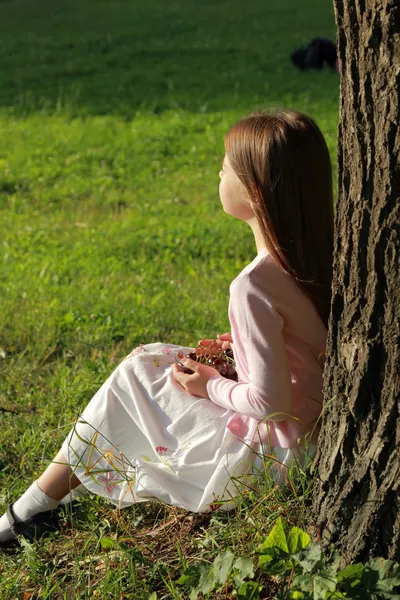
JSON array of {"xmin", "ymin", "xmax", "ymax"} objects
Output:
[{"xmin": 0, "ymin": 503, "xmax": 61, "ymax": 548}]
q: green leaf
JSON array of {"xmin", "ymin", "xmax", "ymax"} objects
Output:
[
  {"xmin": 141, "ymin": 455, "xmax": 152, "ymax": 462},
  {"xmin": 293, "ymin": 570, "xmax": 337, "ymax": 599},
  {"xmin": 237, "ymin": 581, "xmax": 261, "ymax": 599},
  {"xmin": 63, "ymin": 311, "xmax": 74, "ymax": 324},
  {"xmin": 287, "ymin": 527, "xmax": 311, "ymax": 554},
  {"xmin": 292, "ymin": 573, "xmax": 314, "ymax": 594},
  {"xmin": 294, "ymin": 543, "xmax": 323, "ymax": 573},
  {"xmin": 177, "ymin": 573, "xmax": 194, "ymax": 586},
  {"xmin": 259, "ymin": 553, "xmax": 290, "ymax": 577},
  {"xmin": 258, "ymin": 548, "xmax": 276, "ymax": 564},
  {"xmin": 326, "ymin": 548, "xmax": 341, "ymax": 577},
  {"xmin": 177, "ymin": 565, "xmax": 201, "ymax": 587},
  {"xmin": 337, "ymin": 562, "xmax": 364, "ymax": 584},
  {"xmin": 178, "ymin": 564, "xmax": 215, "ymax": 599},
  {"xmin": 363, "ymin": 558, "xmax": 400, "ymax": 593},
  {"xmin": 148, "ymin": 594, "xmax": 157, "ymax": 600},
  {"xmin": 233, "ymin": 556, "xmax": 255, "ymax": 587},
  {"xmin": 258, "ymin": 518, "xmax": 289, "ymax": 554},
  {"xmin": 196, "ymin": 564, "xmax": 217, "ymax": 595},
  {"xmin": 100, "ymin": 537, "xmax": 115, "ymax": 549},
  {"xmin": 183, "ymin": 564, "xmax": 215, "ymax": 600},
  {"xmin": 313, "ymin": 571, "xmax": 337, "ymax": 599},
  {"xmin": 213, "ymin": 550, "xmax": 235, "ymax": 586}
]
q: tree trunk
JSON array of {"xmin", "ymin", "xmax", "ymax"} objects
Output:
[{"xmin": 312, "ymin": 0, "xmax": 400, "ymax": 564}]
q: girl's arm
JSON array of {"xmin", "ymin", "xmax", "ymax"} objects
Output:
[{"xmin": 206, "ymin": 275, "xmax": 293, "ymax": 422}]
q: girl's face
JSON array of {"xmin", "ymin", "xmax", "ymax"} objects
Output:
[{"xmin": 218, "ymin": 155, "xmax": 255, "ymax": 221}]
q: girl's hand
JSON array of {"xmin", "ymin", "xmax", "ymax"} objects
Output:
[
  {"xmin": 198, "ymin": 332, "xmax": 233, "ymax": 351},
  {"xmin": 171, "ymin": 358, "xmax": 219, "ymax": 398},
  {"xmin": 217, "ymin": 332, "xmax": 233, "ymax": 349}
]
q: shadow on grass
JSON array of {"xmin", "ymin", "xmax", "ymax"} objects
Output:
[{"xmin": 0, "ymin": 0, "xmax": 338, "ymax": 117}]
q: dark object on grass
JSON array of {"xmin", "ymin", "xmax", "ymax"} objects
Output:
[
  {"xmin": 0, "ymin": 503, "xmax": 61, "ymax": 548},
  {"xmin": 291, "ymin": 37, "xmax": 337, "ymax": 71}
]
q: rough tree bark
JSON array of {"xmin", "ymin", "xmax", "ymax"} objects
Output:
[{"xmin": 312, "ymin": 0, "xmax": 400, "ymax": 564}]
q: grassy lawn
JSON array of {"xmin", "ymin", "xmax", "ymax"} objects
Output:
[{"xmin": 0, "ymin": 0, "xmax": 338, "ymax": 597}]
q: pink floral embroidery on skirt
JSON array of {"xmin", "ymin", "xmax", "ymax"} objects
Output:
[
  {"xmin": 161, "ymin": 347, "xmax": 174, "ymax": 354},
  {"xmin": 98, "ymin": 471, "xmax": 120, "ymax": 496},
  {"xmin": 126, "ymin": 344, "xmax": 146, "ymax": 360}
]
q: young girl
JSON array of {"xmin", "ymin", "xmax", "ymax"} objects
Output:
[{"xmin": 0, "ymin": 110, "xmax": 333, "ymax": 546}]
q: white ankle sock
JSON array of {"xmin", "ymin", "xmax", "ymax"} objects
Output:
[{"xmin": 0, "ymin": 481, "xmax": 60, "ymax": 543}]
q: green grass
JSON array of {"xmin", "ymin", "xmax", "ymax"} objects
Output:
[{"xmin": 0, "ymin": 0, "xmax": 338, "ymax": 597}]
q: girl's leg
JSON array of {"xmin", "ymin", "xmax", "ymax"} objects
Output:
[
  {"xmin": 37, "ymin": 450, "xmax": 81, "ymax": 501},
  {"xmin": 0, "ymin": 450, "xmax": 81, "ymax": 544}
]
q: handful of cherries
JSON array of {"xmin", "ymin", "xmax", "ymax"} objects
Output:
[{"xmin": 176, "ymin": 346, "xmax": 238, "ymax": 381}]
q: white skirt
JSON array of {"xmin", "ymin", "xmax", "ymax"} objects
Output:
[{"xmin": 61, "ymin": 343, "xmax": 316, "ymax": 513}]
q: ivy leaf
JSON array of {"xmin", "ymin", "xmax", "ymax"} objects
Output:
[
  {"xmin": 233, "ymin": 556, "xmax": 255, "ymax": 587},
  {"xmin": 213, "ymin": 550, "xmax": 235, "ymax": 586},
  {"xmin": 292, "ymin": 572, "xmax": 314, "ymax": 594},
  {"xmin": 196, "ymin": 564, "xmax": 217, "ymax": 596},
  {"xmin": 258, "ymin": 518, "xmax": 289, "ymax": 554},
  {"xmin": 325, "ymin": 548, "xmax": 341, "ymax": 577},
  {"xmin": 337, "ymin": 562, "xmax": 364, "ymax": 585},
  {"xmin": 177, "ymin": 565, "xmax": 202, "ymax": 587},
  {"xmin": 258, "ymin": 519, "xmax": 310, "ymax": 556},
  {"xmin": 312, "ymin": 571, "xmax": 337, "ymax": 599},
  {"xmin": 293, "ymin": 543, "xmax": 323, "ymax": 573},
  {"xmin": 258, "ymin": 547, "xmax": 279, "ymax": 564},
  {"xmin": 259, "ymin": 552, "xmax": 290, "ymax": 577},
  {"xmin": 178, "ymin": 563, "xmax": 220, "ymax": 600},
  {"xmin": 293, "ymin": 570, "xmax": 337, "ymax": 599},
  {"xmin": 287, "ymin": 527, "xmax": 311, "ymax": 554},
  {"xmin": 237, "ymin": 581, "xmax": 261, "ymax": 599},
  {"xmin": 362, "ymin": 558, "xmax": 400, "ymax": 593}
]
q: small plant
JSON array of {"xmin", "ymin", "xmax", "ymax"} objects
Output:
[
  {"xmin": 257, "ymin": 518, "xmax": 400, "ymax": 599},
  {"xmin": 176, "ymin": 518, "xmax": 400, "ymax": 599},
  {"xmin": 176, "ymin": 549, "xmax": 259, "ymax": 599}
]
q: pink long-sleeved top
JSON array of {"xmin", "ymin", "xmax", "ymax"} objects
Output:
[{"xmin": 206, "ymin": 247, "xmax": 327, "ymax": 449}]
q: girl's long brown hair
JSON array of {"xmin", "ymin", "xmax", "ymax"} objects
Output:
[{"xmin": 225, "ymin": 110, "xmax": 334, "ymax": 328}]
